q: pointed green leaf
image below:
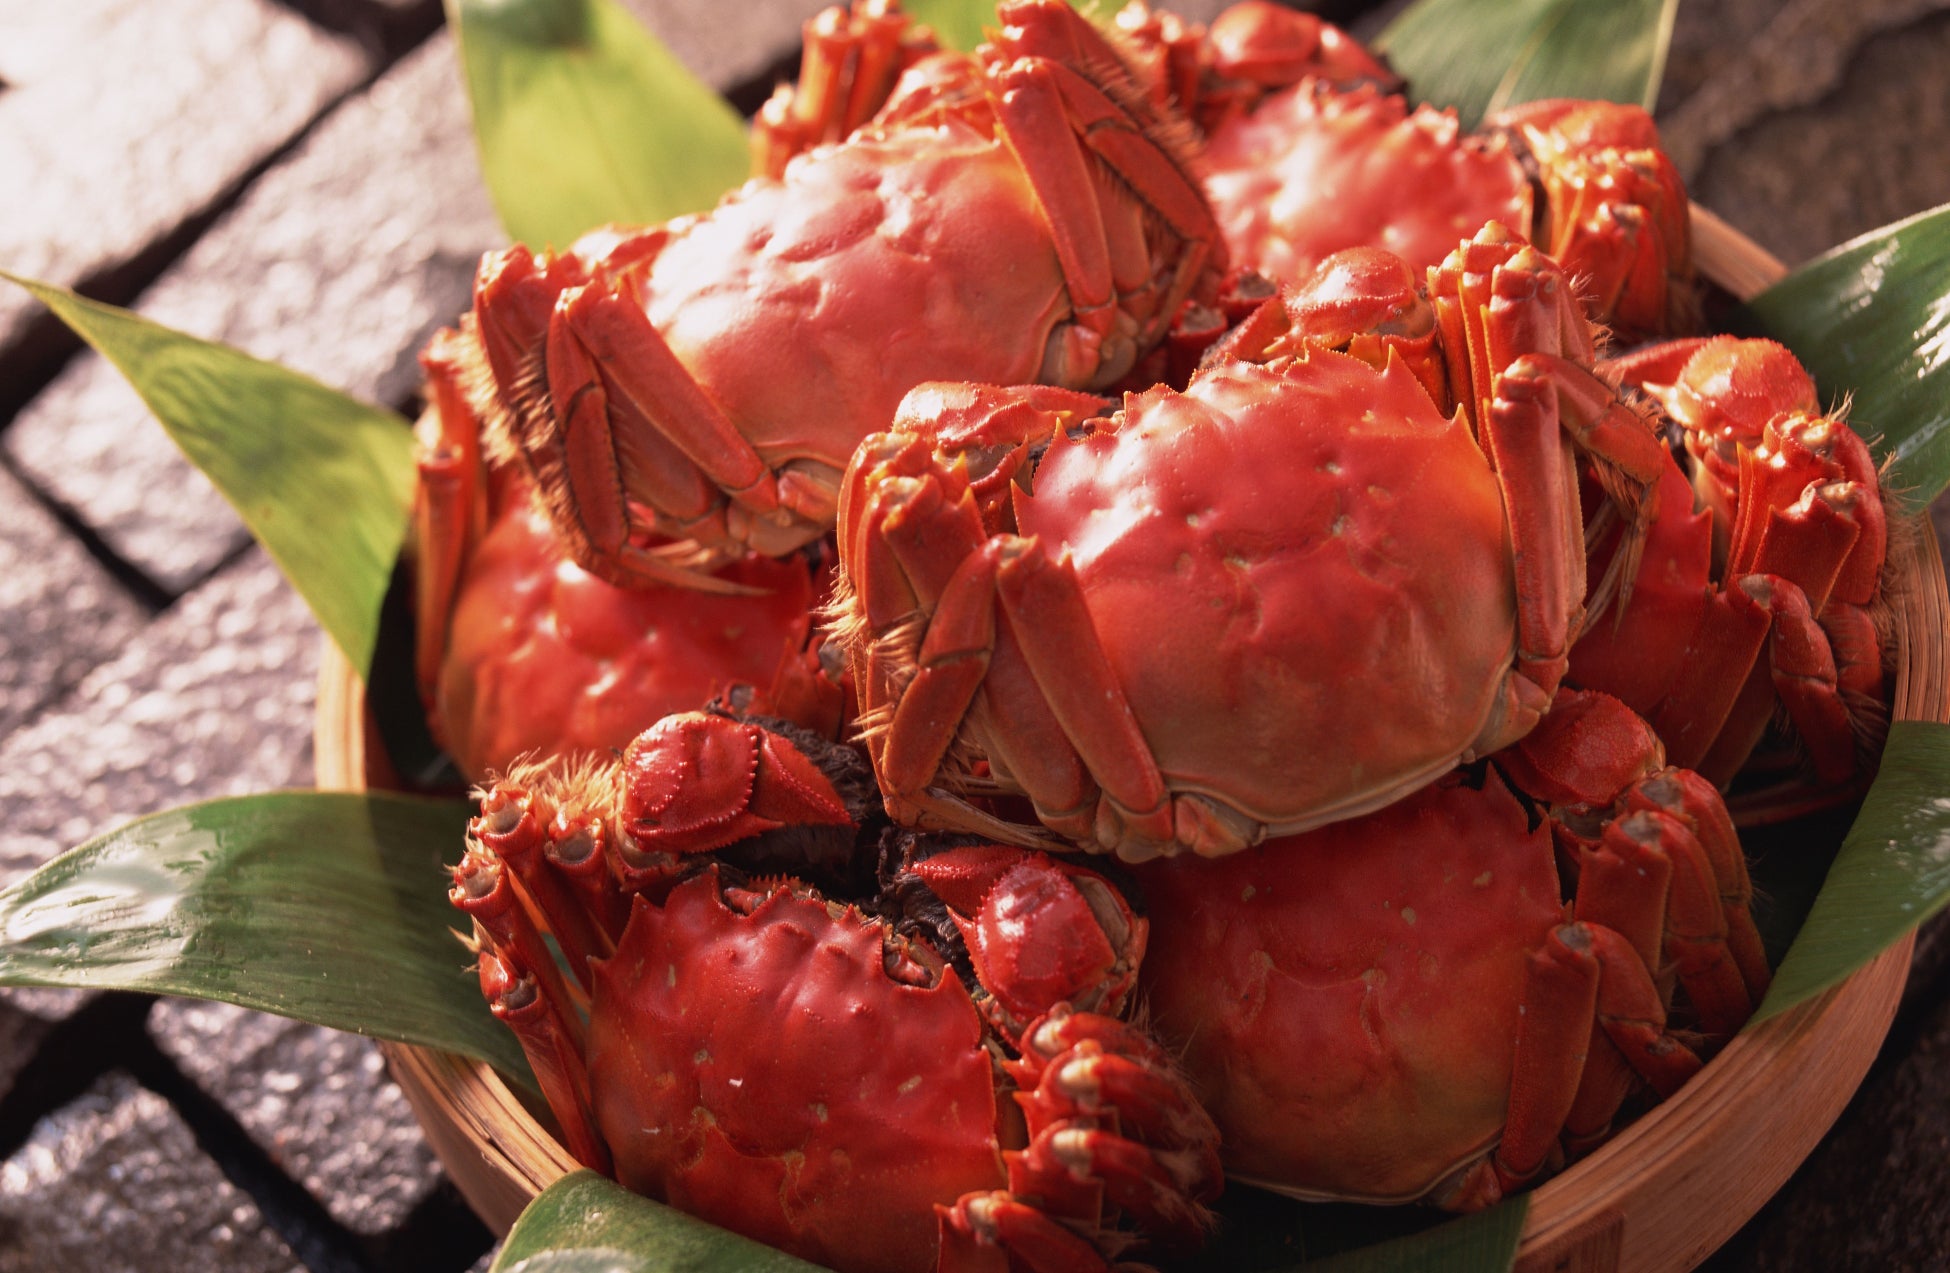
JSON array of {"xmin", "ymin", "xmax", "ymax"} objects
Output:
[
  {"xmin": 905, "ymin": 0, "xmax": 1008, "ymax": 52},
  {"xmin": 0, "ymin": 791, "xmax": 529, "ymax": 1083},
  {"xmin": 1733, "ymin": 203, "xmax": 1950, "ymax": 502},
  {"xmin": 493, "ymin": 1171, "xmax": 828, "ymax": 1272},
  {"xmin": 1293, "ymin": 1198, "xmax": 1527, "ymax": 1272},
  {"xmin": 1377, "ymin": 0, "xmax": 1676, "ymax": 128},
  {"xmin": 450, "ymin": 0, "xmax": 749, "ymax": 247},
  {"xmin": 4, "ymin": 274, "xmax": 414, "ymax": 676},
  {"xmin": 1754, "ymin": 721, "xmax": 1950, "ymax": 1020}
]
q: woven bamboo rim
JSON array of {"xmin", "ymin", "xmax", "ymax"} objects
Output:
[{"xmin": 314, "ymin": 205, "xmax": 1945, "ymax": 1270}]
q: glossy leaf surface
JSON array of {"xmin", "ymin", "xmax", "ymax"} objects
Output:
[
  {"xmin": 3, "ymin": 273, "xmax": 414, "ymax": 676},
  {"xmin": 0, "ymin": 791, "xmax": 526, "ymax": 1082},
  {"xmin": 449, "ymin": 0, "xmax": 748, "ymax": 246},
  {"xmin": 493, "ymin": 1171, "xmax": 827, "ymax": 1272},
  {"xmin": 1378, "ymin": 0, "xmax": 1676, "ymax": 128},
  {"xmin": 1299, "ymin": 1197, "xmax": 1526, "ymax": 1271},
  {"xmin": 1756, "ymin": 721, "xmax": 1950, "ymax": 1020},
  {"xmin": 1736, "ymin": 203, "xmax": 1950, "ymax": 501}
]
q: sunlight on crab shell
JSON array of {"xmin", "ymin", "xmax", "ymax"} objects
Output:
[
  {"xmin": 835, "ymin": 221, "xmax": 1681, "ymax": 861},
  {"xmin": 403, "ymin": 0, "xmax": 1904, "ymax": 1268},
  {"xmin": 454, "ymin": 713, "xmax": 1221, "ymax": 1273}
]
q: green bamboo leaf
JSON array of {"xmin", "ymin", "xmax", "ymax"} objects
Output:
[
  {"xmin": 3, "ymin": 274, "xmax": 414, "ymax": 676},
  {"xmin": 0, "ymin": 791, "xmax": 529, "ymax": 1083},
  {"xmin": 1377, "ymin": 0, "xmax": 1676, "ymax": 129},
  {"xmin": 1754, "ymin": 720, "xmax": 1950, "ymax": 1020},
  {"xmin": 449, "ymin": 0, "xmax": 750, "ymax": 247},
  {"xmin": 493, "ymin": 1171, "xmax": 828, "ymax": 1272},
  {"xmin": 1292, "ymin": 1198, "xmax": 1526, "ymax": 1272},
  {"xmin": 1734, "ymin": 203, "xmax": 1950, "ymax": 502},
  {"xmin": 904, "ymin": 0, "xmax": 1008, "ymax": 51}
]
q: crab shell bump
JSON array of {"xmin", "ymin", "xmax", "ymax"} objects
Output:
[
  {"xmin": 461, "ymin": 0, "xmax": 1223, "ymax": 590},
  {"xmin": 834, "ymin": 223, "xmax": 1669, "ymax": 859},
  {"xmin": 453, "ymin": 713, "xmax": 1220, "ymax": 1273}
]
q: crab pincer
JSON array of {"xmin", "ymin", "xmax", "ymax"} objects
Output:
[
  {"xmin": 834, "ymin": 221, "xmax": 1670, "ymax": 859},
  {"xmin": 452, "ymin": 712, "xmax": 1219, "ymax": 1272},
  {"xmin": 1573, "ymin": 335, "xmax": 1892, "ymax": 802},
  {"xmin": 459, "ymin": 0, "xmax": 1225, "ymax": 590}
]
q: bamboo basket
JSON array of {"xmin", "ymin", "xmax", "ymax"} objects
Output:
[{"xmin": 313, "ymin": 208, "xmax": 1946, "ymax": 1272}]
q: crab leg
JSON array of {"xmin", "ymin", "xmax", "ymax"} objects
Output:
[
  {"xmin": 848, "ymin": 456, "xmax": 1099, "ymax": 845},
  {"xmin": 473, "ymin": 784, "xmax": 616, "ymax": 987},
  {"xmin": 475, "ymin": 948, "xmax": 611, "ymax": 1175},
  {"xmin": 937, "ymin": 1192, "xmax": 1111, "ymax": 1273},
  {"xmin": 551, "ymin": 284, "xmax": 785, "ymax": 523},
  {"xmin": 1624, "ymin": 770, "xmax": 1771, "ymax": 1004},
  {"xmin": 1491, "ymin": 917, "xmax": 1702, "ymax": 1196},
  {"xmin": 988, "ymin": 38, "xmax": 1220, "ymax": 384},
  {"xmin": 411, "ymin": 328, "xmax": 488, "ymax": 701},
  {"xmin": 995, "ymin": 537, "xmax": 1178, "ymax": 852},
  {"xmin": 752, "ymin": 1, "xmax": 927, "ymax": 178}
]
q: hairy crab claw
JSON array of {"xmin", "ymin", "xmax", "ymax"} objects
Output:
[
  {"xmin": 832, "ymin": 223, "xmax": 1670, "ymax": 859},
  {"xmin": 450, "ymin": 710, "xmax": 1222, "ymax": 1273},
  {"xmin": 459, "ymin": 0, "xmax": 1226, "ymax": 591},
  {"xmin": 1573, "ymin": 335, "xmax": 1893, "ymax": 809}
]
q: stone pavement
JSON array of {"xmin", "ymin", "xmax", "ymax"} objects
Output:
[{"xmin": 0, "ymin": 0, "xmax": 1947, "ymax": 1268}]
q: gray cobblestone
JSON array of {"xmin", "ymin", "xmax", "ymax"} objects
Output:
[
  {"xmin": 0, "ymin": 463, "xmax": 145, "ymax": 738},
  {"xmin": 1657, "ymin": 0, "xmax": 1950, "ymax": 184},
  {"xmin": 0, "ymin": 1072, "xmax": 302, "ymax": 1273},
  {"xmin": 0, "ymin": 550, "xmax": 317, "ymax": 882},
  {"xmin": 1686, "ymin": 8, "xmax": 1950, "ymax": 267},
  {"xmin": 6, "ymin": 34, "xmax": 498, "ymax": 592},
  {"xmin": 150, "ymin": 1000, "xmax": 442, "ymax": 1238},
  {"xmin": 0, "ymin": 0, "xmax": 368, "ymax": 378}
]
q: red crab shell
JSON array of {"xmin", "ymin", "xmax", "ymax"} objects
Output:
[
  {"xmin": 1203, "ymin": 79, "xmax": 1531, "ymax": 286},
  {"xmin": 412, "ymin": 331, "xmax": 839, "ymax": 779},
  {"xmin": 1137, "ymin": 771, "xmax": 1560, "ymax": 1202},
  {"xmin": 432, "ymin": 500, "xmax": 823, "ymax": 777},
  {"xmin": 467, "ymin": 0, "xmax": 1223, "ymax": 589},
  {"xmin": 1134, "ymin": 694, "xmax": 1769, "ymax": 1207},
  {"xmin": 587, "ymin": 872, "xmax": 1002, "ymax": 1273},
  {"xmin": 1015, "ymin": 348, "xmax": 1516, "ymax": 833}
]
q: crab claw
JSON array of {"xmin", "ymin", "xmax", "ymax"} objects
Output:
[
  {"xmin": 1202, "ymin": 1, "xmax": 1399, "ymax": 93},
  {"xmin": 621, "ymin": 712, "xmax": 853, "ymax": 857},
  {"xmin": 910, "ymin": 846, "xmax": 1148, "ymax": 1037}
]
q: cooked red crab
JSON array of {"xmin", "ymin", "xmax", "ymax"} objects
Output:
[
  {"xmin": 833, "ymin": 223, "xmax": 1669, "ymax": 858},
  {"xmin": 1137, "ymin": 689, "xmax": 1770, "ymax": 1208},
  {"xmin": 1116, "ymin": 1, "xmax": 1694, "ymax": 339},
  {"xmin": 1572, "ymin": 335, "xmax": 1891, "ymax": 798},
  {"xmin": 460, "ymin": 0, "xmax": 1223, "ymax": 590},
  {"xmin": 452, "ymin": 711, "xmax": 1221, "ymax": 1273},
  {"xmin": 410, "ymin": 330, "xmax": 840, "ymax": 779}
]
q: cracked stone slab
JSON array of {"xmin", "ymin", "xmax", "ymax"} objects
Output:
[
  {"xmin": 2, "ymin": 3, "xmax": 822, "ymax": 593},
  {"xmin": 0, "ymin": 1072, "xmax": 302, "ymax": 1273},
  {"xmin": 0, "ymin": 463, "xmax": 146, "ymax": 738},
  {"xmin": 150, "ymin": 1000, "xmax": 442, "ymax": 1239},
  {"xmin": 1683, "ymin": 8, "xmax": 1950, "ymax": 267},
  {"xmin": 1657, "ymin": 0, "xmax": 1950, "ymax": 184},
  {"xmin": 0, "ymin": 549, "xmax": 318, "ymax": 883},
  {"xmin": 0, "ymin": 0, "xmax": 368, "ymax": 380},
  {"xmin": 5, "ymin": 34, "xmax": 498, "ymax": 593},
  {"xmin": 620, "ymin": 0, "xmax": 831, "ymax": 93}
]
